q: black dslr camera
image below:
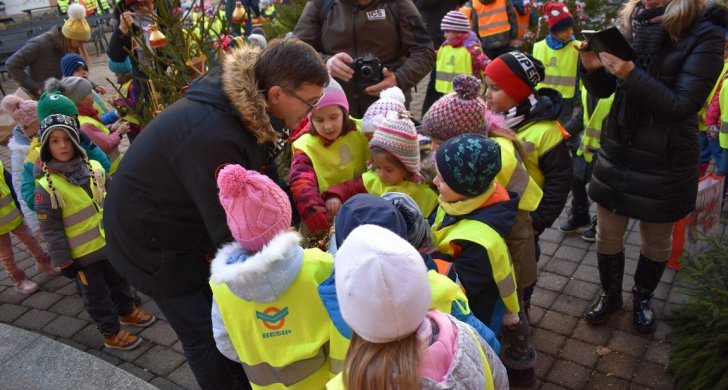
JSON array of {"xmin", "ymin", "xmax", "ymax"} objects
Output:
[{"xmin": 350, "ymin": 53, "xmax": 383, "ymax": 89}]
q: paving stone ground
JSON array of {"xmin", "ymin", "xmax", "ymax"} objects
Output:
[{"xmin": 1, "ymin": 40, "xmax": 726, "ymax": 390}]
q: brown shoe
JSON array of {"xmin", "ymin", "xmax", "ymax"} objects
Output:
[
  {"xmin": 119, "ymin": 306, "xmax": 156, "ymax": 328},
  {"xmin": 103, "ymin": 329, "xmax": 142, "ymax": 350}
]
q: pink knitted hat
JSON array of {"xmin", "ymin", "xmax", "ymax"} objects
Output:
[
  {"xmin": 369, "ymin": 111, "xmax": 424, "ymax": 182},
  {"xmin": 361, "ymin": 86, "xmax": 406, "ymax": 134},
  {"xmin": 309, "ymin": 76, "xmax": 349, "ymax": 119},
  {"xmin": 422, "ymin": 75, "xmax": 490, "ymax": 141},
  {"xmin": 217, "ymin": 164, "xmax": 292, "ymax": 253},
  {"xmin": 2, "ymin": 95, "xmax": 39, "ymax": 134}
]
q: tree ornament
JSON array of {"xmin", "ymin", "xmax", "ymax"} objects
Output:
[
  {"xmin": 148, "ymin": 23, "xmax": 167, "ymax": 48},
  {"xmin": 232, "ymin": 1, "xmax": 247, "ymax": 25}
]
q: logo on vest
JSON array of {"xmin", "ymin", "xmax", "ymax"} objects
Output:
[
  {"xmin": 366, "ymin": 9, "xmax": 386, "ymax": 20},
  {"xmin": 256, "ymin": 306, "xmax": 292, "ymax": 338},
  {"xmin": 548, "ymin": 56, "xmax": 558, "ymax": 68}
]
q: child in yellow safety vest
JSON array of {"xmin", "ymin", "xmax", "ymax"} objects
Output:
[
  {"xmin": 210, "ymin": 164, "xmax": 334, "ymax": 390},
  {"xmin": 703, "ymin": 31, "xmax": 728, "ymax": 186},
  {"xmin": 434, "ymin": 10, "xmax": 490, "ymax": 96},
  {"xmin": 327, "ymin": 224, "xmax": 508, "ymax": 390},
  {"xmin": 431, "ymin": 134, "xmax": 521, "ymax": 337},
  {"xmin": 108, "ymin": 57, "xmax": 143, "ymax": 141},
  {"xmin": 290, "ymin": 77, "xmax": 369, "ymax": 238},
  {"xmin": 45, "ymin": 77, "xmax": 128, "ymax": 175},
  {"xmin": 324, "ymin": 111, "xmax": 438, "ymax": 218},
  {"xmin": 34, "ymin": 114, "xmax": 155, "ymax": 351}
]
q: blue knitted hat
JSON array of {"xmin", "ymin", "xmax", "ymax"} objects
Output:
[
  {"xmin": 60, "ymin": 54, "xmax": 87, "ymax": 78},
  {"xmin": 108, "ymin": 57, "xmax": 133, "ymax": 74},
  {"xmin": 435, "ymin": 133, "xmax": 501, "ymax": 197}
]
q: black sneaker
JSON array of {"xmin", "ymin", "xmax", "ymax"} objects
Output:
[
  {"xmin": 558, "ymin": 217, "xmax": 590, "ymax": 233},
  {"xmin": 581, "ymin": 216, "xmax": 597, "ymax": 242}
]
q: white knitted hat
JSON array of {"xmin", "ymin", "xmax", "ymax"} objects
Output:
[{"xmin": 335, "ymin": 224, "xmax": 431, "ymax": 343}]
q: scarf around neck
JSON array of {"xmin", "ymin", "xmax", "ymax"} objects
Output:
[{"xmin": 501, "ymin": 94, "xmax": 538, "ymax": 130}]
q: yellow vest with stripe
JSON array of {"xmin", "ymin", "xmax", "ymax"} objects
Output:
[
  {"xmin": 517, "ymin": 120, "xmax": 565, "ymax": 188},
  {"xmin": 699, "ymin": 61, "xmax": 728, "ymax": 131},
  {"xmin": 37, "ymin": 160, "xmax": 106, "ymax": 260},
  {"xmin": 91, "ymin": 91, "xmax": 110, "ymax": 117},
  {"xmin": 492, "ymin": 136, "xmax": 542, "ymax": 212},
  {"xmin": 81, "ymin": 0, "xmax": 97, "ymax": 14},
  {"xmin": 328, "ymin": 269, "xmax": 481, "ymax": 377},
  {"xmin": 78, "ymin": 115, "xmax": 122, "ymax": 175},
  {"xmin": 577, "ymin": 87, "xmax": 614, "ymax": 163},
  {"xmin": 461, "ymin": 0, "xmax": 511, "ymax": 38},
  {"xmin": 116, "ymin": 80, "xmax": 141, "ymax": 126},
  {"xmin": 362, "ymin": 171, "xmax": 439, "ymax": 217},
  {"xmin": 435, "ymin": 45, "xmax": 473, "ymax": 94},
  {"xmin": 432, "ymin": 207, "xmax": 519, "ymax": 314},
  {"xmin": 0, "ymin": 161, "xmax": 23, "ymax": 235},
  {"xmin": 95, "ymin": 0, "xmax": 111, "ymax": 13},
  {"xmin": 719, "ymin": 76, "xmax": 728, "ymax": 149},
  {"xmin": 210, "ymin": 249, "xmax": 333, "ymax": 390},
  {"xmin": 532, "ymin": 40, "xmax": 581, "ymax": 100},
  {"xmin": 57, "ymin": 0, "xmax": 70, "ymax": 13},
  {"xmin": 292, "ymin": 128, "xmax": 369, "ymax": 192}
]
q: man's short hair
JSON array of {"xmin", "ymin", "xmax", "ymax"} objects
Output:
[{"xmin": 256, "ymin": 37, "xmax": 329, "ymax": 94}]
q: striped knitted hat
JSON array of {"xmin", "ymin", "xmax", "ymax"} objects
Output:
[
  {"xmin": 422, "ymin": 75, "xmax": 489, "ymax": 141},
  {"xmin": 441, "ymin": 10, "xmax": 471, "ymax": 34},
  {"xmin": 361, "ymin": 87, "xmax": 406, "ymax": 134},
  {"xmin": 369, "ymin": 111, "xmax": 423, "ymax": 182}
]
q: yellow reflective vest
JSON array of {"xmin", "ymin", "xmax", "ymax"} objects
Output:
[
  {"xmin": 532, "ymin": 40, "xmax": 581, "ymax": 100},
  {"xmin": 577, "ymin": 87, "xmax": 614, "ymax": 163},
  {"xmin": 719, "ymin": 76, "xmax": 728, "ymax": 149},
  {"xmin": 362, "ymin": 171, "xmax": 439, "ymax": 217},
  {"xmin": 0, "ymin": 161, "xmax": 24, "ymax": 235},
  {"xmin": 432, "ymin": 207, "xmax": 519, "ymax": 314},
  {"xmin": 91, "ymin": 90, "xmax": 110, "ymax": 118},
  {"xmin": 210, "ymin": 248, "xmax": 333, "ymax": 390},
  {"xmin": 37, "ymin": 160, "xmax": 106, "ymax": 260},
  {"xmin": 492, "ymin": 136, "xmax": 542, "ymax": 212},
  {"xmin": 81, "ymin": 0, "xmax": 97, "ymax": 14},
  {"xmin": 517, "ymin": 120, "xmax": 565, "ymax": 188},
  {"xmin": 96, "ymin": 0, "xmax": 111, "ymax": 13},
  {"xmin": 57, "ymin": 0, "xmax": 70, "ymax": 14},
  {"xmin": 461, "ymin": 0, "xmax": 512, "ymax": 38},
  {"xmin": 699, "ymin": 61, "xmax": 728, "ymax": 131},
  {"xmin": 78, "ymin": 115, "xmax": 122, "ymax": 175},
  {"xmin": 116, "ymin": 80, "xmax": 141, "ymax": 126},
  {"xmin": 435, "ymin": 45, "xmax": 473, "ymax": 94},
  {"xmin": 292, "ymin": 128, "xmax": 369, "ymax": 192}
]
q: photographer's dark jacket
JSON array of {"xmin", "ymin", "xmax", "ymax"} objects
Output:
[
  {"xmin": 583, "ymin": 5, "xmax": 728, "ymax": 223},
  {"xmin": 294, "ymin": 0, "xmax": 435, "ymax": 116},
  {"xmin": 103, "ymin": 46, "xmax": 276, "ymax": 297}
]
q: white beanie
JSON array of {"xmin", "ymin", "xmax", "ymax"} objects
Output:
[{"xmin": 335, "ymin": 224, "xmax": 431, "ymax": 343}]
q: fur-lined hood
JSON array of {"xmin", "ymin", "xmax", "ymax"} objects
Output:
[
  {"xmin": 209, "ymin": 230, "xmax": 304, "ymax": 303},
  {"xmin": 7, "ymin": 126, "xmax": 31, "ymax": 156}
]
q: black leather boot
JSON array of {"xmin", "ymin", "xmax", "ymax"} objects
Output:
[
  {"xmin": 632, "ymin": 254, "xmax": 667, "ymax": 333},
  {"xmin": 585, "ymin": 252, "xmax": 625, "ymax": 324}
]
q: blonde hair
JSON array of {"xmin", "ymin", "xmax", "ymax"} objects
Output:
[
  {"xmin": 619, "ymin": 0, "xmax": 706, "ymax": 40},
  {"xmin": 343, "ymin": 332, "xmax": 423, "ymax": 390}
]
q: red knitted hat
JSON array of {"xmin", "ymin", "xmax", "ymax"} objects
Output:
[
  {"xmin": 484, "ymin": 51, "xmax": 545, "ymax": 102},
  {"xmin": 544, "ymin": 2, "xmax": 574, "ymax": 33}
]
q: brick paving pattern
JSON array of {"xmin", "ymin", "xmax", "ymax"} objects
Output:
[{"xmin": 1, "ymin": 41, "xmax": 725, "ymax": 389}]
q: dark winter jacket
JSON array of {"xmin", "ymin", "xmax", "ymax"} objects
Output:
[
  {"xmin": 6, "ymin": 26, "xmax": 66, "ymax": 97},
  {"xmin": 104, "ymin": 46, "xmax": 278, "ymax": 297},
  {"xmin": 293, "ymin": 0, "xmax": 435, "ymax": 116},
  {"xmin": 416, "ymin": 0, "xmax": 467, "ymax": 49},
  {"xmin": 582, "ymin": 5, "xmax": 728, "ymax": 223},
  {"xmin": 514, "ymin": 88, "xmax": 572, "ymax": 233}
]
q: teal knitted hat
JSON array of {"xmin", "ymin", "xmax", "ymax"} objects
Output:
[
  {"xmin": 36, "ymin": 92, "xmax": 79, "ymax": 122},
  {"xmin": 435, "ymin": 133, "xmax": 501, "ymax": 197},
  {"xmin": 108, "ymin": 57, "xmax": 132, "ymax": 74}
]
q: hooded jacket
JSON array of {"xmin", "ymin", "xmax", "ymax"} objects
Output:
[
  {"xmin": 8, "ymin": 128, "xmax": 40, "ymax": 233},
  {"xmin": 104, "ymin": 46, "xmax": 278, "ymax": 297},
  {"xmin": 293, "ymin": 0, "xmax": 435, "ymax": 116},
  {"xmin": 6, "ymin": 26, "xmax": 65, "ymax": 97},
  {"xmin": 582, "ymin": 4, "xmax": 728, "ymax": 223}
]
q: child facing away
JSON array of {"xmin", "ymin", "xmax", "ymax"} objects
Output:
[
  {"xmin": 210, "ymin": 164, "xmax": 334, "ymax": 389},
  {"xmin": 329, "ymin": 224, "xmax": 508, "ymax": 390},
  {"xmin": 434, "ymin": 10, "xmax": 490, "ymax": 95},
  {"xmin": 290, "ymin": 77, "xmax": 369, "ymax": 237},
  {"xmin": 34, "ymin": 114, "xmax": 155, "ymax": 350},
  {"xmin": 324, "ymin": 112, "xmax": 438, "ymax": 218},
  {"xmin": 431, "ymin": 134, "xmax": 521, "ymax": 335},
  {"xmin": 108, "ymin": 57, "xmax": 143, "ymax": 142}
]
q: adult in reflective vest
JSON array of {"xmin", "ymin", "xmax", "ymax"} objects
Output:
[
  {"xmin": 514, "ymin": 1, "xmax": 531, "ymax": 42},
  {"xmin": 57, "ymin": 0, "xmax": 70, "ymax": 14},
  {"xmin": 81, "ymin": 0, "xmax": 98, "ymax": 15},
  {"xmin": 461, "ymin": 0, "xmax": 519, "ymax": 59},
  {"xmin": 96, "ymin": 0, "xmax": 111, "ymax": 14},
  {"xmin": 210, "ymin": 165, "xmax": 334, "ymax": 390}
]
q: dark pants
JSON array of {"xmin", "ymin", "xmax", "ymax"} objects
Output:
[
  {"xmin": 76, "ymin": 259, "xmax": 134, "ymax": 335},
  {"xmin": 570, "ymin": 155, "xmax": 594, "ymax": 223},
  {"xmin": 226, "ymin": 0, "xmax": 259, "ymax": 35},
  {"xmin": 422, "ymin": 69, "xmax": 444, "ymax": 117},
  {"xmin": 484, "ymin": 45, "xmax": 513, "ymax": 61},
  {"xmin": 152, "ymin": 285, "xmax": 250, "ymax": 390}
]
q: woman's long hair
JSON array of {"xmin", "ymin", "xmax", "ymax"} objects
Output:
[
  {"xmin": 343, "ymin": 332, "xmax": 423, "ymax": 390},
  {"xmin": 619, "ymin": 0, "xmax": 706, "ymax": 40}
]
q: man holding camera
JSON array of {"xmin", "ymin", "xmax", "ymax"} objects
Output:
[{"xmin": 294, "ymin": 0, "xmax": 435, "ymax": 118}]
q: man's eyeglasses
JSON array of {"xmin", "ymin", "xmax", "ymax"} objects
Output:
[{"xmin": 285, "ymin": 89, "xmax": 324, "ymax": 113}]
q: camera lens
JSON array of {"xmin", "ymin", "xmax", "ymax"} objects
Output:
[{"xmin": 360, "ymin": 65, "xmax": 373, "ymax": 78}]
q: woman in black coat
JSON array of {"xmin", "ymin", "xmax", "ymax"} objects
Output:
[{"xmin": 579, "ymin": 0, "xmax": 727, "ymax": 333}]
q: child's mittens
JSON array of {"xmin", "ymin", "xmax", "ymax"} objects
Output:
[
  {"xmin": 502, "ymin": 312, "xmax": 521, "ymax": 327},
  {"xmin": 304, "ymin": 212, "xmax": 332, "ymax": 236}
]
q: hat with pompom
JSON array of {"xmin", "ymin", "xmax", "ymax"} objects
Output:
[
  {"xmin": 62, "ymin": 4, "xmax": 91, "ymax": 41},
  {"xmin": 217, "ymin": 164, "xmax": 292, "ymax": 253},
  {"xmin": 370, "ymin": 111, "xmax": 424, "ymax": 182},
  {"xmin": 361, "ymin": 87, "xmax": 406, "ymax": 135},
  {"xmin": 1, "ymin": 95, "xmax": 39, "ymax": 134},
  {"xmin": 544, "ymin": 2, "xmax": 574, "ymax": 33},
  {"xmin": 422, "ymin": 75, "xmax": 489, "ymax": 141},
  {"xmin": 44, "ymin": 77, "xmax": 93, "ymax": 104}
]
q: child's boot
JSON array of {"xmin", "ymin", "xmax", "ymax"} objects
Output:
[
  {"xmin": 119, "ymin": 306, "xmax": 157, "ymax": 328},
  {"xmin": 103, "ymin": 329, "xmax": 142, "ymax": 350},
  {"xmin": 1, "ymin": 253, "xmax": 38, "ymax": 294}
]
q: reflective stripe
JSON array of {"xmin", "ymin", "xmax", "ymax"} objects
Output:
[
  {"xmin": 329, "ymin": 357, "xmax": 344, "ymax": 376},
  {"xmin": 68, "ymin": 227, "xmax": 103, "ymax": 249},
  {"xmin": 479, "ymin": 19, "xmax": 510, "ymax": 32},
  {"xmin": 0, "ymin": 208, "xmax": 20, "ymax": 226},
  {"xmin": 0, "ymin": 194, "xmax": 13, "ymax": 208},
  {"xmin": 477, "ymin": 6, "xmax": 506, "ymax": 17},
  {"xmin": 435, "ymin": 71, "xmax": 460, "ymax": 83},
  {"xmin": 497, "ymin": 272, "xmax": 516, "ymax": 299},
  {"xmin": 63, "ymin": 205, "xmax": 97, "ymax": 228},
  {"xmin": 542, "ymin": 74, "xmax": 577, "ymax": 87},
  {"xmin": 242, "ymin": 344, "xmax": 328, "ymax": 387},
  {"xmin": 721, "ymin": 122, "xmax": 728, "ymax": 134}
]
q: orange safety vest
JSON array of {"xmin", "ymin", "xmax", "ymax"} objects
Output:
[
  {"xmin": 516, "ymin": 7, "xmax": 530, "ymax": 40},
  {"xmin": 461, "ymin": 0, "xmax": 512, "ymax": 39}
]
